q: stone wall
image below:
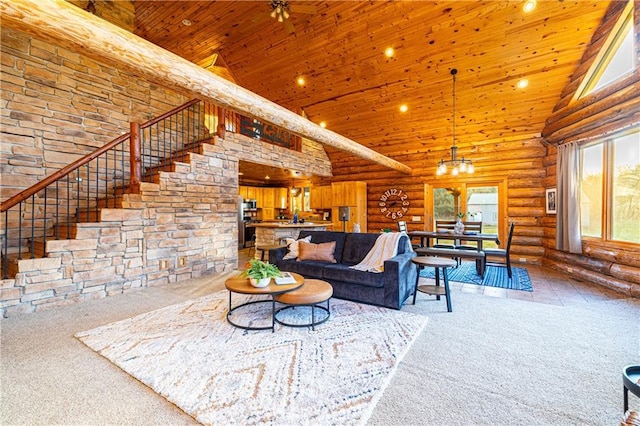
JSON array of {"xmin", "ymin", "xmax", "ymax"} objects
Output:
[
  {"xmin": 0, "ymin": 143, "xmax": 237, "ymax": 316},
  {"xmin": 0, "ymin": 27, "xmax": 189, "ymax": 200}
]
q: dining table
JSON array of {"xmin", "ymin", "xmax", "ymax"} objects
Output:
[{"xmin": 407, "ymin": 231, "xmax": 500, "ymax": 250}]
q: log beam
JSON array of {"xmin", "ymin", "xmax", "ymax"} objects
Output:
[{"xmin": 0, "ymin": 0, "xmax": 412, "ymax": 175}]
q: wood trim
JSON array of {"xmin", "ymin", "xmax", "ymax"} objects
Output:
[
  {"xmin": 129, "ymin": 122, "xmax": 141, "ymax": 193},
  {"xmin": 0, "ymin": 0, "xmax": 411, "ymax": 175}
]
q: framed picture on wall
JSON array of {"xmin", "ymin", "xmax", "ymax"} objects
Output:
[{"xmin": 546, "ymin": 188, "xmax": 557, "ymax": 214}]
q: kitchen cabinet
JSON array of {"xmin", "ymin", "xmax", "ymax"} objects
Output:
[
  {"xmin": 321, "ymin": 186, "xmax": 332, "ymax": 208},
  {"xmin": 246, "ymin": 186, "xmax": 256, "ymax": 199},
  {"xmin": 240, "ymin": 186, "xmax": 287, "ymax": 209},
  {"xmin": 310, "ymin": 187, "xmax": 322, "ymax": 209},
  {"xmin": 276, "ymin": 188, "xmax": 288, "ymax": 209},
  {"xmin": 311, "ymin": 185, "xmax": 333, "ymax": 209},
  {"xmin": 330, "ymin": 181, "xmax": 367, "ymax": 232},
  {"xmin": 261, "ymin": 207, "xmax": 275, "ymax": 220},
  {"xmin": 261, "ymin": 188, "xmax": 275, "ymax": 208}
]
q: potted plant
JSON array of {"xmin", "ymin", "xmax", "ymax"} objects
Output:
[{"xmin": 243, "ymin": 259, "xmax": 282, "ymax": 287}]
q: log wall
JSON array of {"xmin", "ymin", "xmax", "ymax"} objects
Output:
[
  {"xmin": 540, "ymin": 0, "xmax": 640, "ymax": 297},
  {"xmin": 314, "ymin": 133, "xmax": 549, "ymax": 265}
]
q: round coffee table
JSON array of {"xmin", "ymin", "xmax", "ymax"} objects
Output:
[
  {"xmin": 412, "ymin": 256, "xmax": 457, "ymax": 312},
  {"xmin": 225, "ymin": 272, "xmax": 304, "ymax": 332},
  {"xmin": 273, "ymin": 279, "xmax": 333, "ymax": 330}
]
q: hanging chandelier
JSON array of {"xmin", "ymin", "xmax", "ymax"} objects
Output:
[{"xmin": 436, "ymin": 68, "xmax": 474, "ymax": 176}]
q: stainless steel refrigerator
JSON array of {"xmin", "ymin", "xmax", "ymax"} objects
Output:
[{"xmin": 238, "ymin": 196, "xmax": 245, "ymax": 249}]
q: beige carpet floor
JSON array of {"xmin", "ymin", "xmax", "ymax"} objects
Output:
[{"xmin": 2, "ymin": 269, "xmax": 639, "ymax": 425}]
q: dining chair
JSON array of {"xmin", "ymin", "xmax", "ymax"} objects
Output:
[
  {"xmin": 433, "ymin": 220, "xmax": 456, "ymax": 248},
  {"xmin": 484, "ymin": 222, "xmax": 515, "ymax": 278},
  {"xmin": 397, "ymin": 221, "xmax": 420, "ymax": 249},
  {"xmin": 455, "ymin": 221, "xmax": 483, "ymax": 251}
]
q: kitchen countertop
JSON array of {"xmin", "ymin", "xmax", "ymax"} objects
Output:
[{"xmin": 250, "ymin": 221, "xmax": 331, "ymax": 228}]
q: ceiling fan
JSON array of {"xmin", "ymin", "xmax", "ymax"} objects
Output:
[{"xmin": 269, "ymin": 1, "xmax": 317, "ymax": 34}]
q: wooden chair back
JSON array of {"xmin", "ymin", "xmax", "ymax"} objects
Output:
[
  {"xmin": 433, "ymin": 220, "xmax": 457, "ymax": 247},
  {"xmin": 456, "ymin": 221, "xmax": 483, "ymax": 250}
]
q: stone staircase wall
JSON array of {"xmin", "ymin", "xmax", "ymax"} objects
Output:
[{"xmin": 0, "ymin": 143, "xmax": 238, "ymax": 317}]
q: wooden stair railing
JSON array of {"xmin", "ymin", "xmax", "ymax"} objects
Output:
[{"xmin": 0, "ymin": 97, "xmax": 303, "ymax": 279}]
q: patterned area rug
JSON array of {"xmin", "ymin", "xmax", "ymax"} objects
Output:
[
  {"xmin": 420, "ymin": 261, "xmax": 533, "ymax": 291},
  {"xmin": 76, "ymin": 291, "xmax": 428, "ymax": 425}
]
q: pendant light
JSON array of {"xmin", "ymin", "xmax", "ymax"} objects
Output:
[{"xmin": 436, "ymin": 68, "xmax": 474, "ymax": 176}]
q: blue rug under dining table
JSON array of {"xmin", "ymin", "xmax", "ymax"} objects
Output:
[{"xmin": 419, "ymin": 261, "xmax": 533, "ymax": 291}]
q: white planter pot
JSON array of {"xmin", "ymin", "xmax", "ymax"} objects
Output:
[{"xmin": 249, "ymin": 277, "xmax": 271, "ymax": 288}]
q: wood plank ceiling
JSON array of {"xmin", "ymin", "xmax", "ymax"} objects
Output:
[{"xmin": 133, "ymin": 1, "xmax": 611, "ymax": 184}]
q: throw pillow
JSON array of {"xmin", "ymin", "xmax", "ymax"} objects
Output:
[
  {"xmin": 297, "ymin": 241, "xmax": 337, "ymax": 263},
  {"xmin": 283, "ymin": 236, "xmax": 312, "ymax": 260}
]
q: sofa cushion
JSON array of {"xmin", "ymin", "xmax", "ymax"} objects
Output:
[
  {"xmin": 297, "ymin": 241, "xmax": 337, "ymax": 262},
  {"xmin": 298, "ymin": 230, "xmax": 347, "ymax": 263},
  {"xmin": 277, "ymin": 259, "xmax": 326, "ymax": 278},
  {"xmin": 322, "ymin": 263, "xmax": 385, "ymax": 288},
  {"xmin": 283, "ymin": 235, "xmax": 312, "ymax": 260},
  {"xmin": 341, "ymin": 233, "xmax": 380, "ymax": 265}
]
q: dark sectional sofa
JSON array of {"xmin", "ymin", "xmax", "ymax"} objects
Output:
[{"xmin": 268, "ymin": 230, "xmax": 417, "ymax": 310}]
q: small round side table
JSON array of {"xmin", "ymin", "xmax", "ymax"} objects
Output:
[
  {"xmin": 411, "ymin": 256, "xmax": 457, "ymax": 312},
  {"xmin": 623, "ymin": 365, "xmax": 640, "ymax": 413}
]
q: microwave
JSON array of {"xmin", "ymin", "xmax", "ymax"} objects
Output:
[{"xmin": 244, "ymin": 199, "xmax": 257, "ymax": 210}]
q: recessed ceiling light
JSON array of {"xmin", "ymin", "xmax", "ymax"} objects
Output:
[
  {"xmin": 296, "ymin": 76, "xmax": 306, "ymax": 86},
  {"xmin": 399, "ymin": 104, "xmax": 408, "ymax": 113},
  {"xmin": 265, "ymin": 175, "xmax": 270, "ymax": 180},
  {"xmin": 319, "ymin": 121, "xmax": 327, "ymax": 128},
  {"xmin": 384, "ymin": 47, "xmax": 395, "ymax": 58},
  {"xmin": 182, "ymin": 19, "xmax": 192, "ymax": 26},
  {"xmin": 517, "ymin": 79, "xmax": 529, "ymax": 89},
  {"xmin": 238, "ymin": 172, "xmax": 244, "ymax": 176},
  {"xmin": 522, "ymin": 0, "xmax": 536, "ymax": 13}
]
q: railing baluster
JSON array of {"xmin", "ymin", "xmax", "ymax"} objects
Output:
[
  {"xmin": 76, "ymin": 174, "xmax": 81, "ymax": 225},
  {"xmin": 17, "ymin": 201, "xmax": 22, "ymax": 260},
  {"xmin": 55, "ymin": 180, "xmax": 59, "ymax": 240},
  {"xmin": 169, "ymin": 113, "xmax": 173, "ymax": 166},
  {"xmin": 30, "ymin": 196, "xmax": 35, "ymax": 259},
  {"xmin": 43, "ymin": 187, "xmax": 47, "ymax": 260},
  {"xmin": 66, "ymin": 174, "xmax": 70, "ymax": 238},
  {"xmin": 95, "ymin": 157, "xmax": 99, "ymax": 220},
  {"xmin": 3, "ymin": 210, "xmax": 8, "ymax": 279},
  {"xmin": 86, "ymin": 163, "xmax": 90, "ymax": 223}
]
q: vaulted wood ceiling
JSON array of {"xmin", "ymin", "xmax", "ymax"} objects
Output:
[{"xmin": 133, "ymin": 1, "xmax": 611, "ymax": 182}]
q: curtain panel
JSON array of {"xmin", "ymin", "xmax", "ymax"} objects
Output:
[{"xmin": 556, "ymin": 142, "xmax": 582, "ymax": 253}]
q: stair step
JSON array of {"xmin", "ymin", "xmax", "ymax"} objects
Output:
[
  {"xmin": 142, "ymin": 141, "xmax": 208, "ymax": 177},
  {"xmin": 76, "ymin": 208, "xmax": 101, "ymax": 223},
  {"xmin": 96, "ymin": 195, "xmax": 123, "ymax": 208},
  {"xmin": 1, "ymin": 252, "xmax": 46, "ymax": 279}
]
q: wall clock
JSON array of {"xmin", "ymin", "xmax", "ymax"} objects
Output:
[{"xmin": 379, "ymin": 188, "xmax": 410, "ymax": 219}]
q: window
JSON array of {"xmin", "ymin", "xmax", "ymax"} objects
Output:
[
  {"xmin": 580, "ymin": 129, "xmax": 640, "ymax": 244},
  {"xmin": 578, "ymin": 1, "xmax": 635, "ymax": 98}
]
